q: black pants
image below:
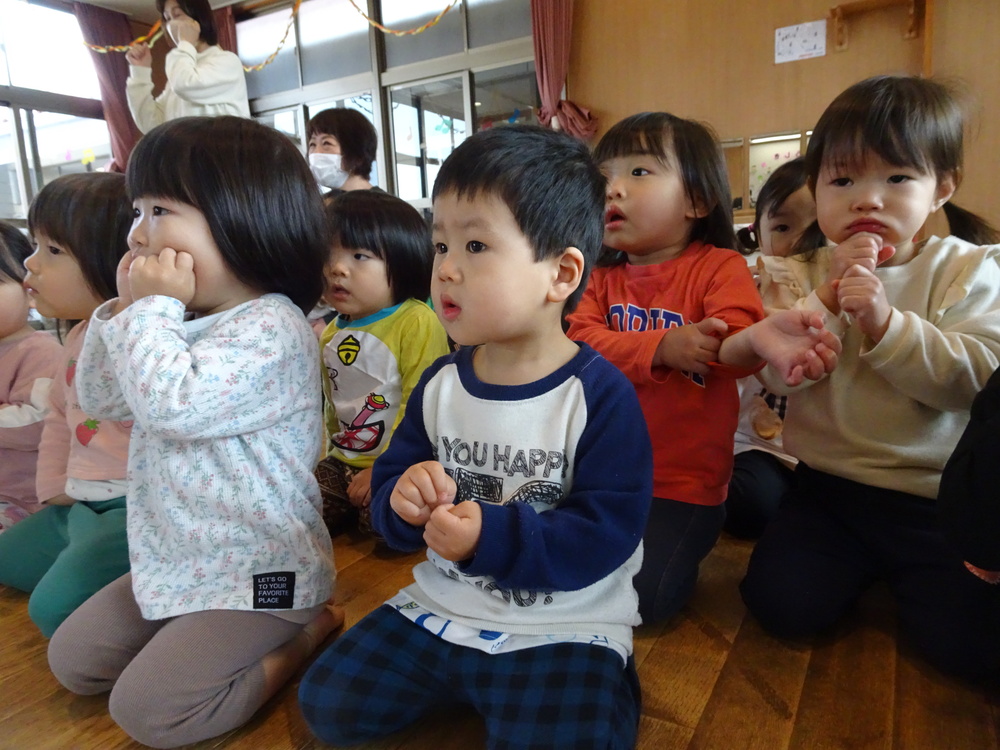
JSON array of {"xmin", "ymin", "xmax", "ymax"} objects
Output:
[
  {"xmin": 724, "ymin": 449, "xmax": 794, "ymax": 539},
  {"xmin": 740, "ymin": 463, "xmax": 1000, "ymax": 679}
]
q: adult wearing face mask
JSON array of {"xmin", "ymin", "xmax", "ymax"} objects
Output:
[
  {"xmin": 307, "ymin": 108, "xmax": 382, "ymax": 194},
  {"xmin": 125, "ymin": 0, "xmax": 250, "ymax": 134}
]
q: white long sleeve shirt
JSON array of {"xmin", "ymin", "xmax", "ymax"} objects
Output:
[
  {"xmin": 77, "ymin": 294, "xmax": 333, "ymax": 620},
  {"xmin": 126, "ymin": 41, "xmax": 250, "ymax": 134},
  {"xmin": 759, "ymin": 235, "xmax": 1000, "ymax": 498}
]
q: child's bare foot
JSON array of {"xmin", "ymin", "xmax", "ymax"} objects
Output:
[
  {"xmin": 260, "ymin": 602, "xmax": 346, "ymax": 696},
  {"xmin": 303, "ymin": 603, "xmax": 346, "ymax": 652}
]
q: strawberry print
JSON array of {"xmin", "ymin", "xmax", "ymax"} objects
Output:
[
  {"xmin": 75, "ymin": 418, "xmax": 100, "ymax": 446},
  {"xmin": 66, "ymin": 358, "xmax": 76, "ymax": 386}
]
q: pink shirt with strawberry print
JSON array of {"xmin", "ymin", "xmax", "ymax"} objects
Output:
[
  {"xmin": 36, "ymin": 322, "xmax": 131, "ymax": 504},
  {"xmin": 78, "ymin": 294, "xmax": 333, "ymax": 620}
]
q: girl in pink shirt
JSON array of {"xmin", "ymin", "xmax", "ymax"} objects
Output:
[
  {"xmin": 0, "ymin": 221, "xmax": 62, "ymax": 531},
  {"xmin": 0, "ymin": 174, "xmax": 133, "ymax": 637}
]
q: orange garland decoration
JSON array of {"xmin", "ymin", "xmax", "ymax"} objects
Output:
[
  {"xmin": 84, "ymin": 19, "xmax": 164, "ymax": 53},
  {"xmin": 346, "ymin": 0, "xmax": 459, "ymax": 37}
]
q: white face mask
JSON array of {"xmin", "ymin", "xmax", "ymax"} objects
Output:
[{"xmin": 309, "ymin": 153, "xmax": 349, "ymax": 189}]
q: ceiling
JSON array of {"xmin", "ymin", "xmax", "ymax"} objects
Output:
[{"xmin": 77, "ymin": 0, "xmax": 235, "ymax": 25}]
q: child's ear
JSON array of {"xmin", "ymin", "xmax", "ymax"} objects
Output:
[
  {"xmin": 932, "ymin": 171, "xmax": 958, "ymax": 211},
  {"xmin": 684, "ymin": 194, "xmax": 712, "ymax": 220},
  {"xmin": 547, "ymin": 247, "xmax": 585, "ymax": 304}
]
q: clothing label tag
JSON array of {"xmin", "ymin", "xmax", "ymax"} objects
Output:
[{"xmin": 253, "ymin": 572, "xmax": 296, "ymax": 609}]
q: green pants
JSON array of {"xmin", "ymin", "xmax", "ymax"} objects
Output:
[{"xmin": 0, "ymin": 497, "xmax": 129, "ymax": 637}]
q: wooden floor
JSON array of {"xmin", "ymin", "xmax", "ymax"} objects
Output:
[{"xmin": 2, "ymin": 531, "xmax": 998, "ymax": 750}]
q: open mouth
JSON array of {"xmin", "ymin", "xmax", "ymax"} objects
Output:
[
  {"xmin": 605, "ymin": 206, "xmax": 626, "ymax": 228},
  {"xmin": 439, "ymin": 295, "xmax": 461, "ymax": 321}
]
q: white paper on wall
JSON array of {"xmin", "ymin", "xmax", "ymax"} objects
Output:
[{"xmin": 775, "ymin": 20, "xmax": 827, "ymax": 64}]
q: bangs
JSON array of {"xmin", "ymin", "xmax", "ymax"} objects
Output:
[
  {"xmin": 815, "ymin": 116, "xmax": 933, "ymax": 176},
  {"xmin": 807, "ymin": 75, "xmax": 963, "ymax": 181},
  {"xmin": 593, "ymin": 112, "xmax": 674, "ymax": 164},
  {"xmin": 126, "ymin": 124, "xmax": 204, "ymax": 207}
]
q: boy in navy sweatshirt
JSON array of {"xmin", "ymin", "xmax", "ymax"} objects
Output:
[{"xmin": 299, "ymin": 125, "xmax": 653, "ymax": 749}]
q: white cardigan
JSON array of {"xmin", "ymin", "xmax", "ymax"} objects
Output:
[{"xmin": 126, "ymin": 41, "xmax": 250, "ymax": 133}]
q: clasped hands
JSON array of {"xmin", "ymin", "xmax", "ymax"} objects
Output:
[
  {"xmin": 817, "ymin": 232, "xmax": 895, "ymax": 342},
  {"xmin": 114, "ymin": 248, "xmax": 196, "ymax": 315},
  {"xmin": 389, "ymin": 461, "xmax": 482, "ymax": 562}
]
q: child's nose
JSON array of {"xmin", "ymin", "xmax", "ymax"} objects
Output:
[
  {"xmin": 851, "ymin": 186, "xmax": 883, "ymax": 211},
  {"xmin": 23, "ymin": 250, "xmax": 39, "ymax": 274},
  {"xmin": 435, "ymin": 254, "xmax": 458, "ymax": 281},
  {"xmin": 127, "ymin": 219, "xmax": 147, "ymax": 253},
  {"xmin": 606, "ymin": 176, "xmax": 624, "ymax": 199}
]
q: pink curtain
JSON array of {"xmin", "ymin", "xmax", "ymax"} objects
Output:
[
  {"xmin": 74, "ymin": 2, "xmax": 142, "ymax": 172},
  {"xmin": 213, "ymin": 5, "xmax": 238, "ymax": 55},
  {"xmin": 530, "ymin": 0, "xmax": 596, "ymax": 140}
]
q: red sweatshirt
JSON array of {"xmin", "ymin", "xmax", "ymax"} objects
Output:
[{"xmin": 567, "ymin": 242, "xmax": 764, "ymax": 505}]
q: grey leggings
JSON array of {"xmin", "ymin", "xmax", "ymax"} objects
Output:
[{"xmin": 48, "ymin": 573, "xmax": 321, "ymax": 749}]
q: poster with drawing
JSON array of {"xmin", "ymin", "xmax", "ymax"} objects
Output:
[{"xmin": 775, "ymin": 20, "xmax": 827, "ymax": 64}]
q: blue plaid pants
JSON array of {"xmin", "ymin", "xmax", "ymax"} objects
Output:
[{"xmin": 299, "ymin": 605, "xmax": 641, "ymax": 749}]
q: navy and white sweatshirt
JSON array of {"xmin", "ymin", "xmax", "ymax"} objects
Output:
[{"xmin": 371, "ymin": 343, "xmax": 653, "ymax": 649}]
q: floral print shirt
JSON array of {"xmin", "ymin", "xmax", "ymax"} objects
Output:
[{"xmin": 78, "ymin": 294, "xmax": 333, "ymax": 620}]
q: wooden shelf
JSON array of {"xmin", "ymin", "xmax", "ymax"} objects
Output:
[{"xmin": 830, "ymin": 0, "xmax": 925, "ymax": 51}]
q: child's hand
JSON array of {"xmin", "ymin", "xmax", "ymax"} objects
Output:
[
  {"xmin": 817, "ymin": 233, "xmax": 895, "ymax": 312},
  {"xmin": 749, "ymin": 309, "xmax": 842, "ymax": 386},
  {"xmin": 827, "ymin": 232, "xmax": 894, "ymax": 281},
  {"xmin": 836, "ymin": 264, "xmax": 892, "ymax": 342},
  {"xmin": 128, "ymin": 248, "xmax": 196, "ymax": 306},
  {"xmin": 347, "ymin": 467, "xmax": 372, "ymax": 508},
  {"xmin": 424, "ymin": 501, "xmax": 482, "ymax": 562},
  {"xmin": 125, "ymin": 42, "xmax": 152, "ymax": 67},
  {"xmin": 166, "ymin": 16, "xmax": 201, "ymax": 47},
  {"xmin": 653, "ymin": 318, "xmax": 727, "ymax": 373},
  {"xmin": 389, "ymin": 460, "xmax": 456, "ymax": 526},
  {"xmin": 112, "ymin": 252, "xmax": 135, "ymax": 316}
]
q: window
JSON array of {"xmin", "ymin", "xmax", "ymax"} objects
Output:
[
  {"xmin": 0, "ymin": 106, "xmax": 23, "ymax": 218},
  {"xmin": 0, "ymin": 0, "xmax": 101, "ymax": 98},
  {"xmin": 299, "ymin": 0, "xmax": 372, "ymax": 86},
  {"xmin": 237, "ymin": 9, "xmax": 301, "ymax": 99},
  {"xmin": 0, "ymin": 2, "xmax": 107, "ymax": 220},
  {"xmin": 238, "ymin": 0, "xmax": 535, "ymax": 201},
  {"xmin": 390, "ymin": 76, "xmax": 467, "ymax": 201},
  {"xmin": 472, "ymin": 61, "xmax": 538, "ymax": 132},
  {"xmin": 467, "ymin": 0, "xmax": 531, "ymax": 48}
]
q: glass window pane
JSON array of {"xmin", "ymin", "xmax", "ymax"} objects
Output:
[
  {"xmin": 467, "ymin": 0, "xmax": 531, "ymax": 48},
  {"xmin": 0, "ymin": 0, "xmax": 101, "ymax": 98},
  {"xmin": 305, "ymin": 93, "xmax": 380, "ymax": 186},
  {"xmin": 33, "ymin": 111, "xmax": 113, "ymax": 182},
  {"xmin": 748, "ymin": 136, "xmax": 802, "ymax": 207},
  {"xmin": 255, "ymin": 108, "xmax": 304, "ymax": 149},
  {"xmin": 472, "ymin": 62, "xmax": 538, "ymax": 132},
  {"xmin": 299, "ymin": 0, "xmax": 371, "ymax": 85},
  {"xmin": 0, "ymin": 107, "xmax": 25, "ymax": 218},
  {"xmin": 382, "ymin": 0, "xmax": 464, "ymax": 68},
  {"xmin": 390, "ymin": 77, "xmax": 467, "ymax": 201},
  {"xmin": 237, "ymin": 10, "xmax": 299, "ymax": 98}
]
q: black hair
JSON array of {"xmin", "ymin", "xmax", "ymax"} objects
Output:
[
  {"xmin": 734, "ymin": 156, "xmax": 828, "ymax": 258},
  {"xmin": 431, "ymin": 124, "xmax": 605, "ymax": 313},
  {"xmin": 0, "ymin": 221, "xmax": 32, "ymax": 283},
  {"xmin": 805, "ymin": 75, "xmax": 999, "ymax": 245},
  {"xmin": 325, "ymin": 190, "xmax": 433, "ymax": 304},
  {"xmin": 155, "ymin": 0, "xmax": 218, "ymax": 46},
  {"xmin": 27, "ymin": 173, "xmax": 132, "ymax": 301},
  {"xmin": 307, "ymin": 109, "xmax": 378, "ymax": 181},
  {"xmin": 594, "ymin": 112, "xmax": 738, "ymax": 262},
  {"xmin": 126, "ymin": 116, "xmax": 329, "ymax": 313}
]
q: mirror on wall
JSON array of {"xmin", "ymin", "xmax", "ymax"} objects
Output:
[{"xmin": 725, "ymin": 130, "xmax": 811, "ymax": 224}]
